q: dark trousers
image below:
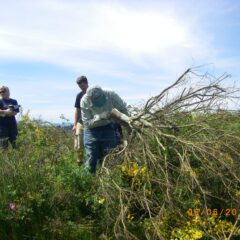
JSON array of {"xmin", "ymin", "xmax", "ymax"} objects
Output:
[
  {"xmin": 0, "ymin": 127, "xmax": 17, "ymax": 150},
  {"xmin": 0, "ymin": 137, "xmax": 16, "ymax": 149}
]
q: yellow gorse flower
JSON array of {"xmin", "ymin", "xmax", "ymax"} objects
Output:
[
  {"xmin": 35, "ymin": 128, "xmax": 44, "ymax": 139},
  {"xmin": 127, "ymin": 213, "xmax": 134, "ymax": 221},
  {"xmin": 120, "ymin": 162, "xmax": 147, "ymax": 178},
  {"xmin": 98, "ymin": 198, "xmax": 105, "ymax": 205}
]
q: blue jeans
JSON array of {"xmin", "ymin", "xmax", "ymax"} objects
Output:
[{"xmin": 84, "ymin": 124, "xmax": 118, "ymax": 173}]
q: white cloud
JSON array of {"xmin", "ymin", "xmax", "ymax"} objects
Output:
[
  {"xmin": 1, "ymin": 0, "xmax": 239, "ymax": 121},
  {"xmin": 0, "ymin": 0, "xmax": 211, "ymax": 73}
]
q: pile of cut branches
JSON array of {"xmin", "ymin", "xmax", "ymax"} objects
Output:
[{"xmin": 99, "ymin": 68, "xmax": 240, "ymax": 240}]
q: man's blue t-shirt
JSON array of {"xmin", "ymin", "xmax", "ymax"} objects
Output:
[
  {"xmin": 74, "ymin": 91, "xmax": 85, "ymax": 108},
  {"xmin": 74, "ymin": 91, "xmax": 85, "ymax": 123},
  {"xmin": 0, "ymin": 98, "xmax": 19, "ymax": 137}
]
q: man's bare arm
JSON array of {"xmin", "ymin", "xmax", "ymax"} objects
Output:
[{"xmin": 72, "ymin": 108, "xmax": 81, "ymax": 134}]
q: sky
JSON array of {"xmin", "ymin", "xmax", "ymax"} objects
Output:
[{"xmin": 0, "ymin": 0, "xmax": 240, "ymax": 123}]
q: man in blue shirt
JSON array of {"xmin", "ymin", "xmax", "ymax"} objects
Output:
[
  {"xmin": 72, "ymin": 76, "xmax": 89, "ymax": 164},
  {"xmin": 0, "ymin": 86, "xmax": 19, "ymax": 149}
]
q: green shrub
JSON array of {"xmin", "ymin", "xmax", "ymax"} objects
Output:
[{"xmin": 0, "ymin": 111, "xmax": 240, "ymax": 239}]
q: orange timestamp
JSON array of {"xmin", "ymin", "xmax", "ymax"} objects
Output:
[{"xmin": 187, "ymin": 208, "xmax": 239, "ymax": 217}]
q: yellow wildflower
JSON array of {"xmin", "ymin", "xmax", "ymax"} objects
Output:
[{"xmin": 98, "ymin": 198, "xmax": 105, "ymax": 205}]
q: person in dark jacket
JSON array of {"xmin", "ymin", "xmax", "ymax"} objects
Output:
[{"xmin": 0, "ymin": 86, "xmax": 20, "ymax": 149}]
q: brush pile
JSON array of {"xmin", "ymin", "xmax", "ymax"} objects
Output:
[{"xmin": 99, "ymin": 68, "xmax": 240, "ymax": 239}]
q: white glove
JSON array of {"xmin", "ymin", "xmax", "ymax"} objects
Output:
[
  {"xmin": 110, "ymin": 108, "xmax": 131, "ymax": 123},
  {"xmin": 94, "ymin": 111, "xmax": 111, "ymax": 121}
]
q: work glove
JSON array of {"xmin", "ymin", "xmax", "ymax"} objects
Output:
[
  {"xmin": 94, "ymin": 111, "xmax": 111, "ymax": 121},
  {"xmin": 110, "ymin": 108, "xmax": 152, "ymax": 129},
  {"xmin": 110, "ymin": 109, "xmax": 131, "ymax": 125}
]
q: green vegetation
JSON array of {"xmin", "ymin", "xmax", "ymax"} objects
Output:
[
  {"xmin": 1, "ymin": 69, "xmax": 240, "ymax": 239},
  {"xmin": 0, "ymin": 111, "xmax": 240, "ymax": 240}
]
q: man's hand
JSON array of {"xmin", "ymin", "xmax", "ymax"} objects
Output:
[
  {"xmin": 95, "ymin": 111, "xmax": 111, "ymax": 121},
  {"xmin": 72, "ymin": 125, "xmax": 77, "ymax": 135},
  {"xmin": 99, "ymin": 111, "xmax": 111, "ymax": 119}
]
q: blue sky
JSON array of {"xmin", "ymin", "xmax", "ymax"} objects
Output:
[{"xmin": 0, "ymin": 0, "xmax": 240, "ymax": 122}]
